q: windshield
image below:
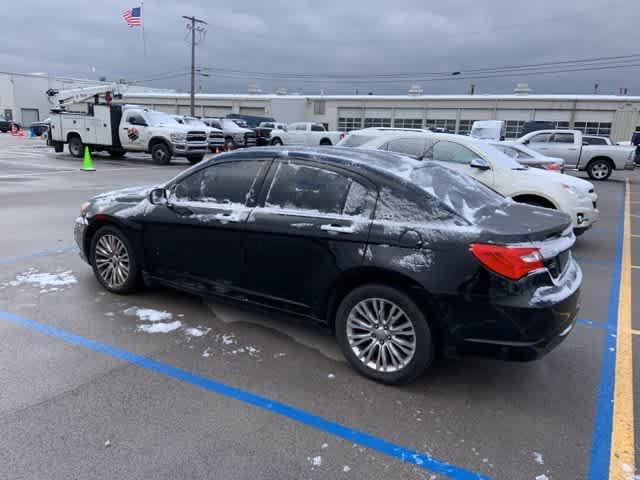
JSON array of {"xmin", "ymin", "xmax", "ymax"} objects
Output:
[
  {"xmin": 184, "ymin": 118, "xmax": 207, "ymax": 128},
  {"xmin": 146, "ymin": 112, "xmax": 180, "ymax": 126},
  {"xmin": 409, "ymin": 164, "xmax": 506, "ymax": 221}
]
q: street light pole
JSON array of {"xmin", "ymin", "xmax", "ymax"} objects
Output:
[{"xmin": 182, "ymin": 15, "xmax": 207, "ymax": 116}]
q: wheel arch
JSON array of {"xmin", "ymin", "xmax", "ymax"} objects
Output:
[
  {"xmin": 83, "ymin": 216, "xmax": 144, "ymax": 268},
  {"xmin": 323, "ymin": 266, "xmax": 442, "ymax": 345},
  {"xmin": 147, "ymin": 136, "xmax": 172, "ymax": 153},
  {"xmin": 586, "ymin": 155, "xmax": 615, "ymax": 170},
  {"xmin": 66, "ymin": 131, "xmax": 82, "ymax": 142},
  {"xmin": 511, "ymin": 192, "xmax": 558, "ymax": 209},
  {"xmin": 319, "ymin": 137, "xmax": 332, "ymax": 145}
]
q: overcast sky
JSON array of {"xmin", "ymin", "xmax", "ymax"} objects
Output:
[{"xmin": 3, "ymin": 0, "xmax": 639, "ymax": 95}]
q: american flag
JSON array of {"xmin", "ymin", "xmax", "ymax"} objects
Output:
[{"xmin": 122, "ymin": 7, "xmax": 142, "ymax": 27}]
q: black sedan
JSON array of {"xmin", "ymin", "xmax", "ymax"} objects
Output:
[{"xmin": 74, "ymin": 147, "xmax": 581, "ymax": 384}]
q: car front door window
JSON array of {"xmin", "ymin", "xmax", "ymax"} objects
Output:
[{"xmin": 429, "ymin": 141, "xmax": 479, "ymax": 164}]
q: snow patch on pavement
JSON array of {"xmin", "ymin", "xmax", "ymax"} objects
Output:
[
  {"xmin": 124, "ymin": 307, "xmax": 173, "ymax": 322},
  {"xmin": 137, "ymin": 321, "xmax": 182, "ymax": 333},
  {"xmin": 1, "ymin": 268, "xmax": 77, "ymax": 291},
  {"xmin": 533, "ymin": 452, "xmax": 544, "ymax": 465}
]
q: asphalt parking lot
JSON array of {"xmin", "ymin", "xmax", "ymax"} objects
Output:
[{"xmin": 0, "ymin": 133, "xmax": 638, "ymax": 480}]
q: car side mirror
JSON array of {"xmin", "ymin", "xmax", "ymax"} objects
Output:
[
  {"xmin": 470, "ymin": 158, "xmax": 491, "ymax": 170},
  {"xmin": 149, "ymin": 188, "xmax": 168, "ymax": 205},
  {"xmin": 522, "ymin": 139, "xmax": 529, "ymax": 145}
]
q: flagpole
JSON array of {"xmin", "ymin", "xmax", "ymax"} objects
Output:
[{"xmin": 141, "ymin": 1, "xmax": 147, "ymax": 57}]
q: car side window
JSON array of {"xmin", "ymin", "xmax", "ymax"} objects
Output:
[
  {"xmin": 427, "ymin": 141, "xmax": 479, "ymax": 164},
  {"xmin": 173, "ymin": 161, "xmax": 266, "ymax": 205},
  {"xmin": 266, "ymin": 162, "xmax": 367, "ymax": 215},
  {"xmin": 311, "ymin": 124, "xmax": 325, "ymax": 132},
  {"xmin": 127, "ymin": 113, "xmax": 146, "ymax": 126},
  {"xmin": 386, "ymin": 138, "xmax": 428, "ymax": 158},
  {"xmin": 550, "ymin": 133, "xmax": 574, "ymax": 144},
  {"xmin": 529, "ymin": 133, "xmax": 551, "ymax": 143},
  {"xmin": 295, "ymin": 124, "xmax": 307, "ymax": 131},
  {"xmin": 375, "ymin": 187, "xmax": 450, "ymax": 223}
]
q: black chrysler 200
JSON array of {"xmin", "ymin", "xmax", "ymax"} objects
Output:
[{"xmin": 74, "ymin": 147, "xmax": 581, "ymax": 384}]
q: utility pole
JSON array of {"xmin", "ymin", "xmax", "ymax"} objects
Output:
[{"xmin": 182, "ymin": 15, "xmax": 207, "ymax": 116}]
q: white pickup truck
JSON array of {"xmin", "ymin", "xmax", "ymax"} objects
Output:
[
  {"xmin": 269, "ymin": 122, "xmax": 344, "ymax": 146},
  {"xmin": 516, "ymin": 129, "xmax": 635, "ymax": 180},
  {"xmin": 49, "ymin": 105, "xmax": 209, "ymax": 165}
]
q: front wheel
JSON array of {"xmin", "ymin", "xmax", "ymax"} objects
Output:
[
  {"xmin": 586, "ymin": 159, "xmax": 612, "ymax": 181},
  {"xmin": 271, "ymin": 137, "xmax": 283, "ymax": 146},
  {"xmin": 90, "ymin": 226, "xmax": 140, "ymax": 294},
  {"xmin": 68, "ymin": 136, "xmax": 83, "ymax": 158},
  {"xmin": 335, "ymin": 284, "xmax": 434, "ymax": 384},
  {"xmin": 151, "ymin": 143, "xmax": 171, "ymax": 165}
]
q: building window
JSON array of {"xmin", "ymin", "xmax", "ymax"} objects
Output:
[
  {"xmin": 504, "ymin": 120, "xmax": 525, "ymax": 138},
  {"xmin": 425, "ymin": 119, "xmax": 456, "ymax": 133},
  {"xmin": 313, "ymin": 100, "xmax": 326, "ymax": 115},
  {"xmin": 457, "ymin": 120, "xmax": 477, "ymax": 135},
  {"xmin": 554, "ymin": 121, "xmax": 570, "ymax": 130},
  {"xmin": 364, "ymin": 118, "xmax": 392, "ymax": 128},
  {"xmin": 338, "ymin": 117, "xmax": 362, "ymax": 132},
  {"xmin": 573, "ymin": 122, "xmax": 612, "ymax": 136},
  {"xmin": 393, "ymin": 118, "xmax": 423, "ymax": 129}
]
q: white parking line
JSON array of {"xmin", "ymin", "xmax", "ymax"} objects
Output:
[{"xmin": 0, "ymin": 166, "xmax": 155, "ymax": 179}]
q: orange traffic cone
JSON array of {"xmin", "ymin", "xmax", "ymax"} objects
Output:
[
  {"xmin": 215, "ymin": 146, "xmax": 220, "ymax": 154},
  {"xmin": 10, "ymin": 124, "xmax": 17, "ymax": 136}
]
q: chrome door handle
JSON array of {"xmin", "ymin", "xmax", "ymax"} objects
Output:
[
  {"xmin": 321, "ymin": 224, "xmax": 354, "ymax": 234},
  {"xmin": 215, "ymin": 212, "xmax": 240, "ymax": 222}
]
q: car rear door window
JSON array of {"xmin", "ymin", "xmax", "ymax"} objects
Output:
[
  {"xmin": 265, "ymin": 161, "xmax": 372, "ymax": 216},
  {"xmin": 386, "ymin": 137, "xmax": 429, "ymax": 158},
  {"xmin": 550, "ymin": 133, "xmax": 574, "ymax": 144},
  {"xmin": 529, "ymin": 133, "xmax": 551, "ymax": 143},
  {"xmin": 311, "ymin": 124, "xmax": 325, "ymax": 132},
  {"xmin": 173, "ymin": 161, "xmax": 266, "ymax": 205},
  {"xmin": 427, "ymin": 141, "xmax": 479, "ymax": 164}
]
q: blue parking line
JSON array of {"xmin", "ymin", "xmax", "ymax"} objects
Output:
[
  {"xmin": 0, "ymin": 310, "xmax": 489, "ymax": 480},
  {"xmin": 0, "ymin": 246, "xmax": 76, "ymax": 266},
  {"xmin": 577, "ymin": 318, "xmax": 606, "ymax": 329},
  {"xmin": 587, "ymin": 186, "xmax": 626, "ymax": 480}
]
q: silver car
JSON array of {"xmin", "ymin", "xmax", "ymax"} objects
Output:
[{"xmin": 490, "ymin": 142, "xmax": 565, "ymax": 173}]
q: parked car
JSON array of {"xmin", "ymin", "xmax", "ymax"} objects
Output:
[
  {"xmin": 254, "ymin": 121, "xmax": 287, "ymax": 146},
  {"xmin": 339, "ymin": 130, "xmax": 598, "ymax": 235},
  {"xmin": 0, "ymin": 117, "xmax": 20, "ymax": 133},
  {"xmin": 516, "ymin": 129, "xmax": 635, "ymax": 180},
  {"xmin": 202, "ymin": 118, "xmax": 257, "ymax": 149},
  {"xmin": 175, "ymin": 116, "xmax": 224, "ymax": 152},
  {"xmin": 226, "ymin": 113, "xmax": 277, "ymax": 146},
  {"xmin": 489, "ymin": 141, "xmax": 565, "ymax": 172},
  {"xmin": 29, "ymin": 119, "xmax": 50, "ymax": 137},
  {"xmin": 270, "ymin": 122, "xmax": 344, "ymax": 146},
  {"xmin": 74, "ymin": 146, "xmax": 581, "ymax": 384}
]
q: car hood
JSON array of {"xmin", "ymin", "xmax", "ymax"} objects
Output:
[
  {"xmin": 92, "ymin": 185, "xmax": 155, "ymax": 204},
  {"xmin": 475, "ymin": 201, "xmax": 572, "ymax": 243},
  {"xmin": 514, "ymin": 166, "xmax": 593, "ymax": 193}
]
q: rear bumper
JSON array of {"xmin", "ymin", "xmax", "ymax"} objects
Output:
[{"xmin": 447, "ymin": 259, "xmax": 582, "ymax": 361}]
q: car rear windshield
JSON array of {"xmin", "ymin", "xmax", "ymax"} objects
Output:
[
  {"xmin": 340, "ymin": 134, "xmax": 376, "ymax": 147},
  {"xmin": 409, "ymin": 164, "xmax": 506, "ymax": 222}
]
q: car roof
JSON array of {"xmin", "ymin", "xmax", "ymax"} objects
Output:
[{"xmin": 202, "ymin": 146, "xmax": 422, "ymax": 184}]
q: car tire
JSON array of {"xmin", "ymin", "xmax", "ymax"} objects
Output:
[
  {"xmin": 151, "ymin": 143, "xmax": 171, "ymax": 165},
  {"xmin": 68, "ymin": 136, "xmax": 84, "ymax": 158},
  {"xmin": 90, "ymin": 225, "xmax": 140, "ymax": 294},
  {"xmin": 187, "ymin": 154, "xmax": 204, "ymax": 165},
  {"xmin": 335, "ymin": 284, "xmax": 434, "ymax": 384},
  {"xmin": 271, "ymin": 138, "xmax": 283, "ymax": 146},
  {"xmin": 586, "ymin": 159, "xmax": 612, "ymax": 181},
  {"xmin": 224, "ymin": 138, "xmax": 236, "ymax": 150}
]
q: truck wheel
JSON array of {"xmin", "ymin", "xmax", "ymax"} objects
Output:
[
  {"xmin": 271, "ymin": 137, "xmax": 283, "ymax": 146},
  {"xmin": 187, "ymin": 154, "xmax": 204, "ymax": 165},
  {"xmin": 586, "ymin": 158, "xmax": 612, "ymax": 181},
  {"xmin": 151, "ymin": 143, "xmax": 171, "ymax": 165},
  {"xmin": 109, "ymin": 149, "xmax": 126, "ymax": 159},
  {"xmin": 224, "ymin": 138, "xmax": 236, "ymax": 150},
  {"xmin": 68, "ymin": 136, "xmax": 83, "ymax": 158}
]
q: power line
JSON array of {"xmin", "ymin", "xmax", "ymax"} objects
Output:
[{"xmin": 182, "ymin": 15, "xmax": 207, "ymax": 116}]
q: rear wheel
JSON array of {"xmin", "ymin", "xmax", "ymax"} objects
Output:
[
  {"xmin": 224, "ymin": 138, "xmax": 236, "ymax": 150},
  {"xmin": 90, "ymin": 226, "xmax": 140, "ymax": 294},
  {"xmin": 586, "ymin": 158, "xmax": 612, "ymax": 181},
  {"xmin": 68, "ymin": 136, "xmax": 83, "ymax": 158},
  {"xmin": 151, "ymin": 143, "xmax": 171, "ymax": 165},
  {"xmin": 271, "ymin": 137, "xmax": 283, "ymax": 146},
  {"xmin": 335, "ymin": 284, "xmax": 434, "ymax": 384}
]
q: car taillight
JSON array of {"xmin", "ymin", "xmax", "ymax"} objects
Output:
[
  {"xmin": 469, "ymin": 243, "xmax": 544, "ymax": 280},
  {"xmin": 543, "ymin": 163, "xmax": 561, "ymax": 171}
]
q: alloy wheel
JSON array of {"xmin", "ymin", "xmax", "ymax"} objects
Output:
[
  {"xmin": 94, "ymin": 234, "xmax": 130, "ymax": 288},
  {"xmin": 590, "ymin": 161, "xmax": 610, "ymax": 180},
  {"xmin": 346, "ymin": 298, "xmax": 416, "ymax": 373}
]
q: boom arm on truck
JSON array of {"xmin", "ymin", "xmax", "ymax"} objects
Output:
[{"xmin": 46, "ymin": 83, "xmax": 127, "ymax": 111}]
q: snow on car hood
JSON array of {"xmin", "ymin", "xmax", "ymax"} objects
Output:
[{"xmin": 92, "ymin": 185, "xmax": 155, "ymax": 204}]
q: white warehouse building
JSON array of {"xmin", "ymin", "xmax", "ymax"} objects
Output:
[{"xmin": 122, "ymin": 92, "xmax": 640, "ymax": 142}]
